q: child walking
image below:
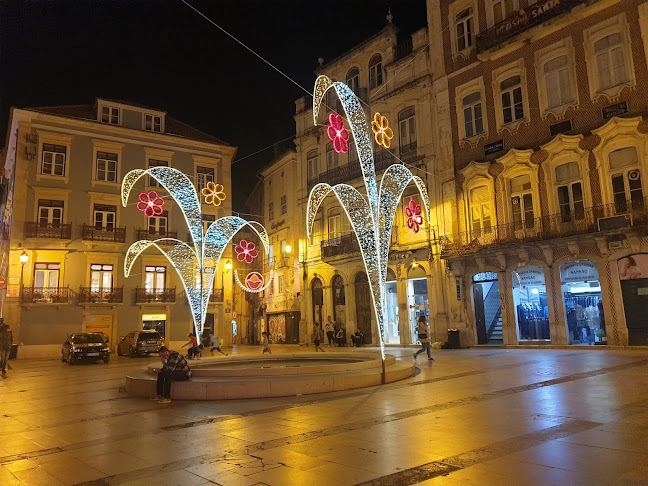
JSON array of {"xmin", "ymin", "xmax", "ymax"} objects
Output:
[
  {"xmin": 261, "ymin": 331, "xmax": 272, "ymax": 354},
  {"xmin": 313, "ymin": 322, "xmax": 325, "ymax": 352}
]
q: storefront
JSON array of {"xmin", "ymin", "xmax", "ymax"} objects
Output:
[
  {"xmin": 142, "ymin": 313, "xmax": 166, "ymax": 339},
  {"xmin": 618, "ymin": 254, "xmax": 648, "ymax": 345},
  {"xmin": 560, "ymin": 260, "xmax": 603, "ymax": 345},
  {"xmin": 385, "ymin": 268, "xmax": 399, "ymax": 344},
  {"xmin": 471, "ymin": 272, "xmax": 502, "ymax": 345},
  {"xmin": 512, "ymin": 266, "xmax": 549, "ymax": 342},
  {"xmin": 407, "ymin": 264, "xmax": 428, "ymax": 344}
]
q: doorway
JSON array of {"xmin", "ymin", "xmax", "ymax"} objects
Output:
[
  {"xmin": 407, "ymin": 265, "xmax": 429, "ymax": 344},
  {"xmin": 385, "ymin": 268, "xmax": 399, "ymax": 344},
  {"xmin": 312, "ymin": 277, "xmax": 323, "ymax": 327},
  {"xmin": 472, "ymin": 272, "xmax": 502, "ymax": 345},
  {"xmin": 618, "ymin": 254, "xmax": 648, "ymax": 345},
  {"xmin": 354, "ymin": 272, "xmax": 372, "ymax": 343},
  {"xmin": 560, "ymin": 260, "xmax": 602, "ymax": 345}
]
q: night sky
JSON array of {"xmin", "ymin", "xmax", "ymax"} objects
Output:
[{"xmin": 1, "ymin": 0, "xmax": 427, "ymax": 209}]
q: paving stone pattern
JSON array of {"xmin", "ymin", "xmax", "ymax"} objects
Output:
[{"xmin": 1, "ymin": 346, "xmax": 647, "ymax": 485}]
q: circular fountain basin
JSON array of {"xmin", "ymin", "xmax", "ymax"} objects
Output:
[{"xmin": 125, "ymin": 352, "xmax": 414, "ymax": 400}]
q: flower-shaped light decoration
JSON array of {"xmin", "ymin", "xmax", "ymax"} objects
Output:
[
  {"xmin": 234, "ymin": 239, "xmax": 258, "ymax": 264},
  {"xmin": 201, "ymin": 181, "xmax": 226, "ymax": 207},
  {"xmin": 327, "ymin": 113, "xmax": 349, "ymax": 153},
  {"xmin": 137, "ymin": 191, "xmax": 165, "ymax": 218},
  {"xmin": 405, "ymin": 200, "xmax": 423, "ymax": 233},
  {"xmin": 371, "ymin": 112, "xmax": 394, "ymax": 149},
  {"xmin": 245, "ymin": 272, "xmax": 264, "ymax": 291}
]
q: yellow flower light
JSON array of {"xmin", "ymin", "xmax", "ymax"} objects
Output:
[
  {"xmin": 201, "ymin": 181, "xmax": 226, "ymax": 206},
  {"xmin": 371, "ymin": 112, "xmax": 394, "ymax": 149}
]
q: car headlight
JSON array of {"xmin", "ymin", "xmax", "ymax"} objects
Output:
[
  {"xmin": 73, "ymin": 348, "xmax": 84, "ymax": 353},
  {"xmin": 101, "ymin": 348, "xmax": 109, "ymax": 352}
]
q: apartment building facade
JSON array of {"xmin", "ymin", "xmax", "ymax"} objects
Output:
[
  {"xmin": 429, "ymin": 0, "xmax": 648, "ymax": 347},
  {"xmin": 270, "ymin": 18, "xmax": 457, "ymax": 346},
  {"xmin": 3, "ymin": 100, "xmax": 236, "ymax": 357}
]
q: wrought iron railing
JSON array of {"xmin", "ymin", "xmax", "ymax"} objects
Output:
[
  {"xmin": 321, "ymin": 232, "xmax": 360, "ymax": 259},
  {"xmin": 82, "ymin": 225, "xmax": 126, "ymax": 243},
  {"xmin": 78, "ymin": 287, "xmax": 123, "ymax": 304},
  {"xmin": 399, "ymin": 142, "xmax": 418, "ymax": 163},
  {"xmin": 136, "ymin": 229, "xmax": 178, "ymax": 240},
  {"xmin": 441, "ymin": 199, "xmax": 647, "ymax": 257},
  {"xmin": 307, "ymin": 152, "xmax": 399, "ymax": 191},
  {"xmin": 134, "ymin": 288, "xmax": 175, "ymax": 304},
  {"xmin": 476, "ymin": 0, "xmax": 587, "ymax": 53},
  {"xmin": 21, "ymin": 286, "xmax": 70, "ymax": 304},
  {"xmin": 394, "ymin": 37, "xmax": 413, "ymax": 61},
  {"xmin": 25, "ymin": 222, "xmax": 72, "ymax": 239}
]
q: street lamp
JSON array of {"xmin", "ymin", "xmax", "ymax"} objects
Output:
[
  {"xmin": 284, "ymin": 244, "xmax": 292, "ymax": 254},
  {"xmin": 19, "ymin": 251, "xmax": 28, "ymax": 304},
  {"xmin": 225, "ymin": 260, "xmax": 232, "ymax": 271}
]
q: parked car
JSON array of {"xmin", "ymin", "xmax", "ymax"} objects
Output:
[
  {"xmin": 61, "ymin": 333, "xmax": 110, "ymax": 365},
  {"xmin": 117, "ymin": 330, "xmax": 164, "ymax": 357}
]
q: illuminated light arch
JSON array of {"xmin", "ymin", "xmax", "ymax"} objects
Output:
[
  {"xmin": 122, "ymin": 167, "xmax": 269, "ymax": 337},
  {"xmin": 234, "ymin": 270, "xmax": 274, "ymax": 293},
  {"xmin": 308, "ymin": 76, "xmax": 430, "ymax": 375}
]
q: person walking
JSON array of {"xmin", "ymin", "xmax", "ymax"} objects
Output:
[
  {"xmin": 0, "ymin": 320, "xmax": 12, "ymax": 375},
  {"xmin": 151, "ymin": 346, "xmax": 191, "ymax": 403},
  {"xmin": 313, "ymin": 322, "xmax": 325, "ymax": 352},
  {"xmin": 261, "ymin": 331, "xmax": 272, "ymax": 354},
  {"xmin": 324, "ymin": 317, "xmax": 335, "ymax": 346},
  {"xmin": 413, "ymin": 315, "xmax": 433, "ymax": 361},
  {"xmin": 209, "ymin": 333, "xmax": 228, "ymax": 356}
]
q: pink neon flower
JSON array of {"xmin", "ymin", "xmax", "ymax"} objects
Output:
[
  {"xmin": 137, "ymin": 191, "xmax": 164, "ymax": 218},
  {"xmin": 326, "ymin": 113, "xmax": 349, "ymax": 153},
  {"xmin": 234, "ymin": 239, "xmax": 258, "ymax": 264},
  {"xmin": 405, "ymin": 200, "xmax": 423, "ymax": 233}
]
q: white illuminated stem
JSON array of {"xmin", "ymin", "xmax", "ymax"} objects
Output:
[
  {"xmin": 122, "ymin": 167, "xmax": 270, "ymax": 338},
  {"xmin": 309, "ymin": 76, "xmax": 430, "ymax": 373}
]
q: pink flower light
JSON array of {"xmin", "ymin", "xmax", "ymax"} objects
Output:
[
  {"xmin": 137, "ymin": 191, "xmax": 164, "ymax": 218},
  {"xmin": 234, "ymin": 239, "xmax": 258, "ymax": 264},
  {"xmin": 326, "ymin": 113, "xmax": 349, "ymax": 153},
  {"xmin": 405, "ymin": 200, "xmax": 423, "ymax": 233}
]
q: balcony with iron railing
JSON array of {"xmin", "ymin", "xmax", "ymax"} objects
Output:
[
  {"xmin": 394, "ymin": 37, "xmax": 413, "ymax": 62},
  {"xmin": 78, "ymin": 287, "xmax": 123, "ymax": 304},
  {"xmin": 25, "ymin": 222, "xmax": 72, "ymax": 239},
  {"xmin": 321, "ymin": 232, "xmax": 360, "ymax": 260},
  {"xmin": 21, "ymin": 286, "xmax": 71, "ymax": 304},
  {"xmin": 82, "ymin": 225, "xmax": 126, "ymax": 243},
  {"xmin": 307, "ymin": 151, "xmax": 400, "ymax": 191},
  {"xmin": 136, "ymin": 229, "xmax": 178, "ymax": 240},
  {"xmin": 476, "ymin": 0, "xmax": 587, "ymax": 53},
  {"xmin": 441, "ymin": 198, "xmax": 648, "ymax": 258},
  {"xmin": 134, "ymin": 287, "xmax": 176, "ymax": 304}
]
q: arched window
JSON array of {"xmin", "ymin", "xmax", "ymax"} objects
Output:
[
  {"xmin": 469, "ymin": 185, "xmax": 492, "ymax": 237},
  {"xmin": 594, "ymin": 33, "xmax": 628, "ymax": 91},
  {"xmin": 555, "ymin": 162, "xmax": 584, "ymax": 222},
  {"xmin": 462, "ymin": 92, "xmax": 484, "ymax": 138},
  {"xmin": 346, "ymin": 67, "xmax": 359, "ymax": 92},
  {"xmin": 500, "ymin": 75, "xmax": 524, "ymax": 124},
  {"xmin": 609, "ymin": 146, "xmax": 643, "ymax": 213},
  {"xmin": 543, "ymin": 55, "xmax": 573, "ymax": 109},
  {"xmin": 369, "ymin": 54, "xmax": 383, "ymax": 89},
  {"xmin": 510, "ymin": 174, "xmax": 534, "ymax": 230},
  {"xmin": 455, "ymin": 8, "xmax": 474, "ymax": 51}
]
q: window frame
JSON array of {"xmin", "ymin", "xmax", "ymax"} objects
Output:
[
  {"xmin": 143, "ymin": 113, "xmax": 164, "ymax": 133},
  {"xmin": 93, "ymin": 204, "xmax": 117, "ymax": 231},
  {"xmin": 497, "ymin": 149, "xmax": 540, "ymax": 229},
  {"xmin": 36, "ymin": 131, "xmax": 72, "ymax": 183},
  {"xmin": 307, "ymin": 150, "xmax": 319, "ymax": 182},
  {"xmin": 487, "ymin": 0, "xmax": 518, "ymax": 27},
  {"xmin": 492, "ymin": 59, "xmax": 529, "ymax": 133},
  {"xmin": 368, "ymin": 54, "xmax": 384, "ymax": 90},
  {"xmin": 91, "ymin": 140, "xmax": 123, "ymax": 187},
  {"xmin": 346, "ymin": 67, "xmax": 360, "ymax": 92},
  {"xmin": 455, "ymin": 77, "xmax": 487, "ymax": 144},
  {"xmin": 144, "ymin": 266, "xmax": 167, "ymax": 291},
  {"xmin": 90, "ymin": 263, "xmax": 114, "ymax": 290},
  {"xmin": 583, "ymin": 13, "xmax": 635, "ymax": 101},
  {"xmin": 100, "ymin": 106, "xmax": 120, "ymax": 125},
  {"xmin": 95, "ymin": 151, "xmax": 119, "ymax": 183},
  {"xmin": 534, "ymin": 38, "xmax": 579, "ymax": 118},
  {"xmin": 196, "ymin": 165, "xmax": 215, "ymax": 193},
  {"xmin": 280, "ymin": 195, "xmax": 287, "ymax": 215},
  {"xmin": 398, "ymin": 107, "xmax": 417, "ymax": 150},
  {"xmin": 449, "ymin": 1, "xmax": 478, "ymax": 57},
  {"xmin": 37, "ymin": 199, "xmax": 64, "ymax": 227},
  {"xmin": 268, "ymin": 202, "xmax": 274, "ymax": 221}
]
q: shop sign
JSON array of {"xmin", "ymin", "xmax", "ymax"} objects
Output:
[
  {"xmin": 512, "ymin": 266, "xmax": 545, "ymax": 287},
  {"xmin": 494, "ymin": 0, "xmax": 561, "ymax": 37},
  {"xmin": 618, "ymin": 254, "xmax": 648, "ymax": 280},
  {"xmin": 602, "ymin": 101, "xmax": 628, "ymax": 120},
  {"xmin": 560, "ymin": 261, "xmax": 599, "ymax": 283},
  {"xmin": 473, "ymin": 272, "xmax": 498, "ymax": 282},
  {"xmin": 483, "ymin": 139, "xmax": 504, "ymax": 156},
  {"xmin": 270, "ymin": 219, "xmax": 286, "ymax": 230}
]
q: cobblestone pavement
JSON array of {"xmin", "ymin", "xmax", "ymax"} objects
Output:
[{"xmin": 1, "ymin": 345, "xmax": 648, "ymax": 485}]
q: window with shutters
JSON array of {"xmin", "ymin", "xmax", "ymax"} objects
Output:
[
  {"xmin": 148, "ymin": 211, "xmax": 168, "ymax": 234},
  {"xmin": 95, "ymin": 152, "xmax": 118, "ymax": 182},
  {"xmin": 307, "ymin": 150, "xmax": 319, "ymax": 182},
  {"xmin": 38, "ymin": 200, "xmax": 64, "ymax": 226},
  {"xmin": 463, "ymin": 92, "xmax": 484, "ymax": 139},
  {"xmin": 100, "ymin": 106, "xmax": 120, "ymax": 125},
  {"xmin": 41, "ymin": 144, "xmax": 66, "ymax": 176},
  {"xmin": 93, "ymin": 204, "xmax": 116, "ymax": 230},
  {"xmin": 594, "ymin": 33, "xmax": 628, "ymax": 91},
  {"xmin": 544, "ymin": 56, "xmax": 573, "ymax": 109},
  {"xmin": 500, "ymin": 75, "xmax": 524, "ymax": 124},
  {"xmin": 91, "ymin": 264, "xmax": 113, "ymax": 290},
  {"xmin": 398, "ymin": 107, "xmax": 417, "ymax": 149},
  {"xmin": 535, "ymin": 38, "xmax": 578, "ymax": 116},
  {"xmin": 145, "ymin": 266, "xmax": 166, "ymax": 290},
  {"xmin": 455, "ymin": 8, "xmax": 474, "ymax": 52}
]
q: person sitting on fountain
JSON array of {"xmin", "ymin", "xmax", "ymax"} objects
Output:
[
  {"xmin": 351, "ymin": 329, "xmax": 364, "ymax": 347},
  {"xmin": 151, "ymin": 346, "xmax": 191, "ymax": 404},
  {"xmin": 336, "ymin": 326, "xmax": 345, "ymax": 347}
]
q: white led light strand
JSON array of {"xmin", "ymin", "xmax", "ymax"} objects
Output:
[
  {"xmin": 122, "ymin": 167, "xmax": 270, "ymax": 338},
  {"xmin": 308, "ymin": 76, "xmax": 430, "ymax": 373}
]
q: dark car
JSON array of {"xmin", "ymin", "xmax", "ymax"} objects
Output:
[
  {"xmin": 117, "ymin": 330, "xmax": 164, "ymax": 357},
  {"xmin": 62, "ymin": 333, "xmax": 110, "ymax": 365}
]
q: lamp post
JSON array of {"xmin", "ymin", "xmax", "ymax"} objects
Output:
[{"xmin": 19, "ymin": 251, "xmax": 28, "ymax": 303}]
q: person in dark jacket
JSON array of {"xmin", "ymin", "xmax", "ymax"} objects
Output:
[{"xmin": 151, "ymin": 346, "xmax": 191, "ymax": 403}]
